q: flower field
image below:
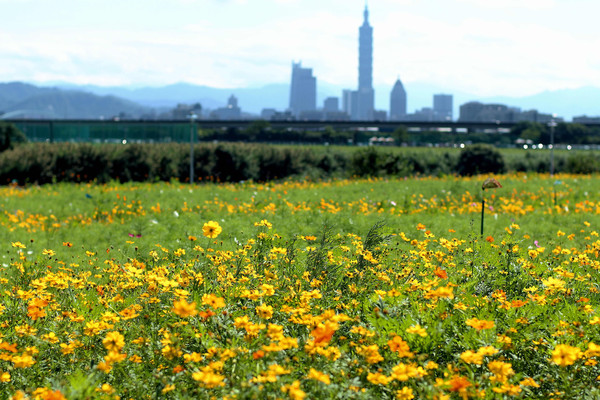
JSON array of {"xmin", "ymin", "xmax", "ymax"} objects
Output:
[{"xmin": 1, "ymin": 173, "xmax": 600, "ymax": 399}]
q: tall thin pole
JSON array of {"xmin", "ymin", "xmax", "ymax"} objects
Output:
[
  {"xmin": 189, "ymin": 114, "xmax": 197, "ymax": 184},
  {"xmin": 549, "ymin": 119, "xmax": 557, "ymax": 177},
  {"xmin": 549, "ymin": 118, "xmax": 557, "ymax": 205},
  {"xmin": 480, "ymin": 196, "xmax": 485, "ymax": 237}
]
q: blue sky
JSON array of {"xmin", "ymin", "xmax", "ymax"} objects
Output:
[{"xmin": 1, "ymin": 0, "xmax": 599, "ymax": 97}]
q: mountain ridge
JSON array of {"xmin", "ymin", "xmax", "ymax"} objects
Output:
[{"xmin": 2, "ymin": 81, "xmax": 600, "ymax": 121}]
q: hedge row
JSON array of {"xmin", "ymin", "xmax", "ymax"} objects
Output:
[{"xmin": 1, "ymin": 142, "xmax": 599, "ymax": 185}]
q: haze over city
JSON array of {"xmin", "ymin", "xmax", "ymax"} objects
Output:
[{"xmin": 1, "ymin": 0, "xmax": 600, "ymax": 119}]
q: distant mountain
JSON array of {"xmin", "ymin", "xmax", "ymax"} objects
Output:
[
  {"xmin": 5, "ymin": 81, "xmax": 600, "ymax": 121},
  {"xmin": 479, "ymin": 87, "xmax": 600, "ymax": 120},
  {"xmin": 55, "ymin": 82, "xmax": 291, "ymax": 113},
  {"xmin": 0, "ymin": 82, "xmax": 149, "ymax": 119},
  {"xmin": 54, "ymin": 81, "xmax": 469, "ymax": 116}
]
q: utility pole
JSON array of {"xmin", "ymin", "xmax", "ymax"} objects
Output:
[
  {"xmin": 189, "ymin": 113, "xmax": 198, "ymax": 184},
  {"xmin": 548, "ymin": 118, "xmax": 557, "ymax": 177}
]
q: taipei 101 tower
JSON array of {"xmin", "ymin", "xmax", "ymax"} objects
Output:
[{"xmin": 357, "ymin": 4, "xmax": 374, "ymax": 120}]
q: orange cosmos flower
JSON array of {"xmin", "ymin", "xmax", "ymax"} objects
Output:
[
  {"xmin": 172, "ymin": 298, "xmax": 198, "ymax": 318},
  {"xmin": 465, "ymin": 318, "xmax": 495, "ymax": 330},
  {"xmin": 434, "ymin": 267, "xmax": 448, "ymax": 279},
  {"xmin": 311, "ymin": 320, "xmax": 338, "ymax": 345},
  {"xmin": 448, "ymin": 375, "xmax": 471, "ymax": 392},
  {"xmin": 387, "ymin": 336, "xmax": 414, "ymax": 358}
]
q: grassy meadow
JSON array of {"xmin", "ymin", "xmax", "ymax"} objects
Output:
[{"xmin": 1, "ymin": 173, "xmax": 600, "ymax": 399}]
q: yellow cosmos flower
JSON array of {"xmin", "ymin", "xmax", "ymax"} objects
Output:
[
  {"xmin": 42, "ymin": 249, "xmax": 56, "ymax": 257},
  {"xmin": 102, "ymin": 331, "xmax": 125, "ymax": 352},
  {"xmin": 488, "ymin": 360, "xmax": 514, "ymax": 383},
  {"xmin": 460, "ymin": 350, "xmax": 483, "ymax": 365},
  {"xmin": 551, "ymin": 344, "xmax": 582, "ymax": 367},
  {"xmin": 202, "ymin": 221, "xmax": 222, "ymax": 238},
  {"xmin": 255, "ymin": 304, "xmax": 274, "ymax": 320},
  {"xmin": 202, "ymin": 294, "xmax": 225, "ymax": 309},
  {"xmin": 587, "ymin": 342, "xmax": 600, "ymax": 358},
  {"xmin": 307, "ymin": 368, "xmax": 331, "ymax": 384},
  {"xmin": 406, "ymin": 324, "xmax": 428, "ymax": 337},
  {"xmin": 520, "ymin": 377, "xmax": 540, "ymax": 387},
  {"xmin": 357, "ymin": 344, "xmax": 384, "ymax": 364},
  {"xmin": 367, "ymin": 372, "xmax": 392, "ymax": 385},
  {"xmin": 396, "ymin": 387, "xmax": 415, "ymax": 400},
  {"xmin": 254, "ymin": 219, "xmax": 273, "ymax": 229},
  {"xmin": 542, "ymin": 277, "xmax": 566, "ymax": 292},
  {"xmin": 281, "ymin": 380, "xmax": 306, "ymax": 400},
  {"xmin": 192, "ymin": 366, "xmax": 226, "ymax": 388},
  {"xmin": 11, "ymin": 354, "xmax": 35, "ymax": 368}
]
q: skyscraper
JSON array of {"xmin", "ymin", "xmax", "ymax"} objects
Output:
[
  {"xmin": 289, "ymin": 62, "xmax": 316, "ymax": 117},
  {"xmin": 433, "ymin": 94, "xmax": 453, "ymax": 121},
  {"xmin": 389, "ymin": 78, "xmax": 407, "ymax": 121},
  {"xmin": 355, "ymin": 5, "xmax": 374, "ymax": 120}
]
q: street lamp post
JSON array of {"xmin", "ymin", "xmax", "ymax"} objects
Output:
[
  {"xmin": 548, "ymin": 118, "xmax": 558, "ymax": 205},
  {"xmin": 189, "ymin": 113, "xmax": 198, "ymax": 184},
  {"xmin": 548, "ymin": 118, "xmax": 557, "ymax": 177}
]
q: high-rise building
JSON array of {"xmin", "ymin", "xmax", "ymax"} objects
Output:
[
  {"xmin": 342, "ymin": 89, "xmax": 357, "ymax": 118},
  {"xmin": 389, "ymin": 78, "xmax": 407, "ymax": 121},
  {"xmin": 289, "ymin": 62, "xmax": 316, "ymax": 117},
  {"xmin": 433, "ymin": 94, "xmax": 453, "ymax": 121},
  {"xmin": 323, "ymin": 97, "xmax": 339, "ymax": 112},
  {"xmin": 355, "ymin": 6, "xmax": 374, "ymax": 120}
]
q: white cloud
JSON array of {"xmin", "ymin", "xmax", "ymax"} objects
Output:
[
  {"xmin": 456, "ymin": 0, "xmax": 556, "ymax": 10},
  {"xmin": 0, "ymin": 0, "xmax": 599, "ymax": 98}
]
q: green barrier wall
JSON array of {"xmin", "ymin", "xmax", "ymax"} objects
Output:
[{"xmin": 10, "ymin": 120, "xmax": 192, "ymax": 143}]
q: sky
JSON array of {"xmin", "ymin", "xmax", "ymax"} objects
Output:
[{"xmin": 1, "ymin": 0, "xmax": 599, "ymax": 98}]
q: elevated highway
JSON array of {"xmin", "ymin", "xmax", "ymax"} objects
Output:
[{"xmin": 1, "ymin": 118, "xmax": 574, "ymax": 133}]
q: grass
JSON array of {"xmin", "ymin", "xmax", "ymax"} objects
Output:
[{"xmin": 1, "ymin": 173, "xmax": 600, "ymax": 399}]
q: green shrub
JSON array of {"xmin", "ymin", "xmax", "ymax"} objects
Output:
[
  {"xmin": 565, "ymin": 153, "xmax": 600, "ymax": 174},
  {"xmin": 0, "ymin": 142, "xmax": 597, "ymax": 186},
  {"xmin": 456, "ymin": 144, "xmax": 505, "ymax": 176},
  {"xmin": 0, "ymin": 122, "xmax": 27, "ymax": 152}
]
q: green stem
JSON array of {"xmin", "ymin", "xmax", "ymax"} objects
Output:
[{"xmin": 480, "ymin": 193, "xmax": 485, "ymax": 237}]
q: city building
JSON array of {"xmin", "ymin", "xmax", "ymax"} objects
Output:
[
  {"xmin": 406, "ymin": 107, "xmax": 434, "ymax": 121},
  {"xmin": 171, "ymin": 103, "xmax": 202, "ymax": 120},
  {"xmin": 260, "ymin": 108, "xmax": 277, "ymax": 120},
  {"xmin": 573, "ymin": 115, "xmax": 600, "ymax": 123},
  {"xmin": 270, "ymin": 110, "xmax": 295, "ymax": 121},
  {"xmin": 289, "ymin": 62, "xmax": 316, "ymax": 117},
  {"xmin": 373, "ymin": 110, "xmax": 387, "ymax": 121},
  {"xmin": 355, "ymin": 6, "xmax": 375, "ymax": 120},
  {"xmin": 210, "ymin": 95, "xmax": 242, "ymax": 120},
  {"xmin": 323, "ymin": 97, "xmax": 339, "ymax": 112},
  {"xmin": 389, "ymin": 78, "xmax": 407, "ymax": 121},
  {"xmin": 458, "ymin": 102, "xmax": 520, "ymax": 123},
  {"xmin": 342, "ymin": 89, "xmax": 357, "ymax": 118},
  {"xmin": 518, "ymin": 110, "xmax": 557, "ymax": 123},
  {"xmin": 433, "ymin": 94, "xmax": 453, "ymax": 121},
  {"xmin": 459, "ymin": 101, "xmax": 561, "ymax": 123}
]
